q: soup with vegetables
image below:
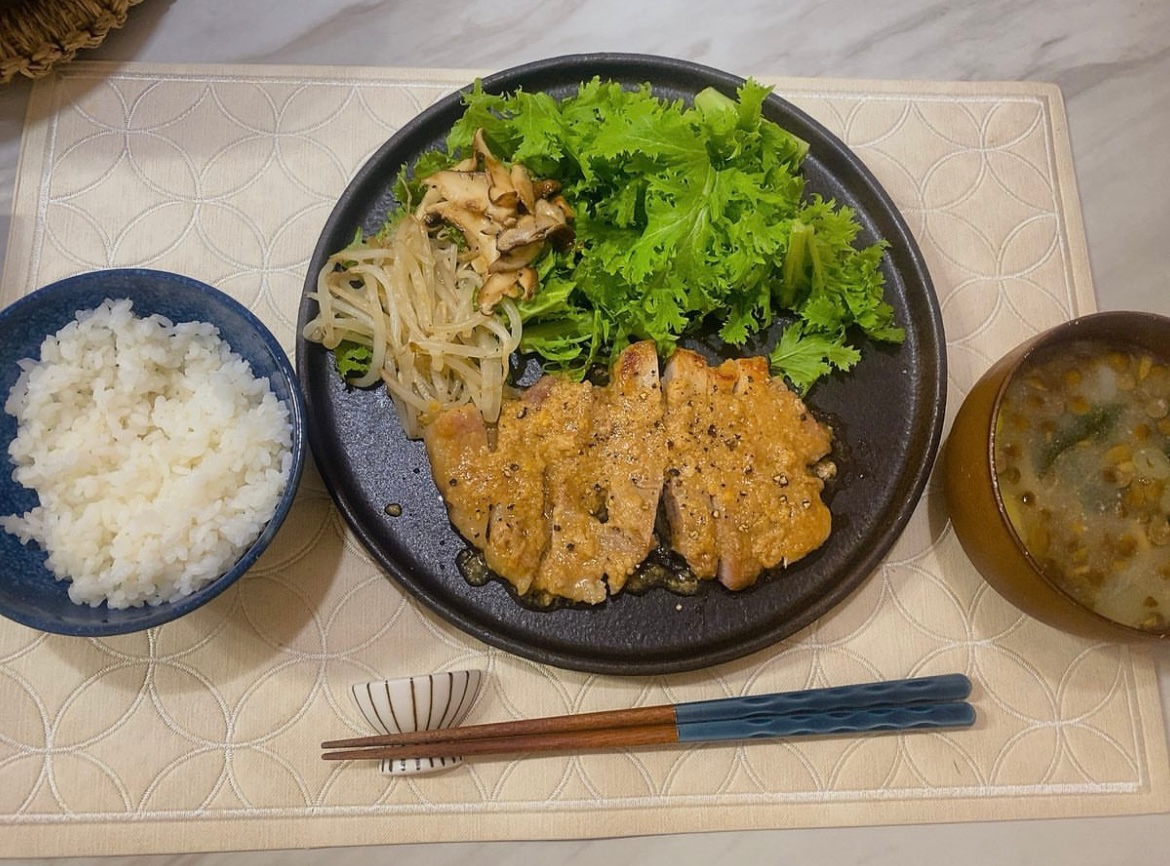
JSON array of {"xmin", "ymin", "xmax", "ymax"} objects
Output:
[{"xmin": 994, "ymin": 339, "xmax": 1170, "ymax": 632}]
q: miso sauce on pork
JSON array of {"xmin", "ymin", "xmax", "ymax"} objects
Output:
[
  {"xmin": 662, "ymin": 350, "xmax": 832, "ymax": 590},
  {"xmin": 423, "ymin": 342, "xmax": 834, "ymax": 605}
]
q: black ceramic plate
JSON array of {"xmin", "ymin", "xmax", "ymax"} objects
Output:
[{"xmin": 296, "ymin": 54, "xmax": 945, "ymax": 675}]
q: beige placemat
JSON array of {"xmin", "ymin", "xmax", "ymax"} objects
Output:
[{"xmin": 0, "ymin": 62, "xmax": 1167, "ymax": 857}]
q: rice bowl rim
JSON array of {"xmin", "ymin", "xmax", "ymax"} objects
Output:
[{"xmin": 0, "ymin": 268, "xmax": 307, "ymax": 636}]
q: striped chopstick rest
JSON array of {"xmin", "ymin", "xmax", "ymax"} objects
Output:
[{"xmin": 349, "ymin": 670, "xmax": 483, "ymax": 775}]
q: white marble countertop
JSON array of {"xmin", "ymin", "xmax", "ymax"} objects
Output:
[{"xmin": 2, "ymin": 2, "xmax": 1169, "ymax": 864}]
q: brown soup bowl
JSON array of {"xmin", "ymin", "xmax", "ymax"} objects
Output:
[{"xmin": 944, "ymin": 310, "xmax": 1170, "ymax": 642}]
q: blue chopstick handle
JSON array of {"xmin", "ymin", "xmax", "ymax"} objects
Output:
[
  {"xmin": 673, "ymin": 673, "xmax": 972, "ymax": 725},
  {"xmin": 676, "ymin": 701, "xmax": 976, "ymax": 743}
]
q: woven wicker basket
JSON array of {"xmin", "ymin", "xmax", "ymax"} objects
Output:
[{"xmin": 1, "ymin": 0, "xmax": 145, "ymax": 84}]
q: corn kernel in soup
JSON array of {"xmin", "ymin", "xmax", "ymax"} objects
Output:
[{"xmin": 994, "ymin": 339, "xmax": 1170, "ymax": 632}]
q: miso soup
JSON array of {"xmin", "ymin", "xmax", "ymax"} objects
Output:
[{"xmin": 994, "ymin": 339, "xmax": 1170, "ymax": 632}]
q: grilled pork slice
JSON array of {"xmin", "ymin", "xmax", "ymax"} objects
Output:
[
  {"xmin": 489, "ymin": 374, "xmax": 592, "ymax": 597},
  {"xmin": 421, "ymin": 405, "xmax": 493, "ymax": 546},
  {"xmin": 662, "ymin": 349, "xmax": 833, "ymax": 590},
  {"xmin": 593, "ymin": 341, "xmax": 668, "ymax": 592},
  {"xmin": 534, "ymin": 341, "xmax": 666, "ymax": 600},
  {"xmin": 660, "ymin": 348, "xmax": 721, "ymax": 578}
]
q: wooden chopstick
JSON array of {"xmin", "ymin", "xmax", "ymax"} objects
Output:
[
  {"xmin": 321, "ymin": 703, "xmax": 675, "ymax": 752},
  {"xmin": 321, "ymin": 673, "xmax": 974, "ymax": 762},
  {"xmin": 325, "ymin": 721, "xmax": 681, "ymax": 762}
]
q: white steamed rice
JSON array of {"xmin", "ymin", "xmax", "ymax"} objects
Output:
[{"xmin": 1, "ymin": 298, "xmax": 294, "ymax": 609}]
